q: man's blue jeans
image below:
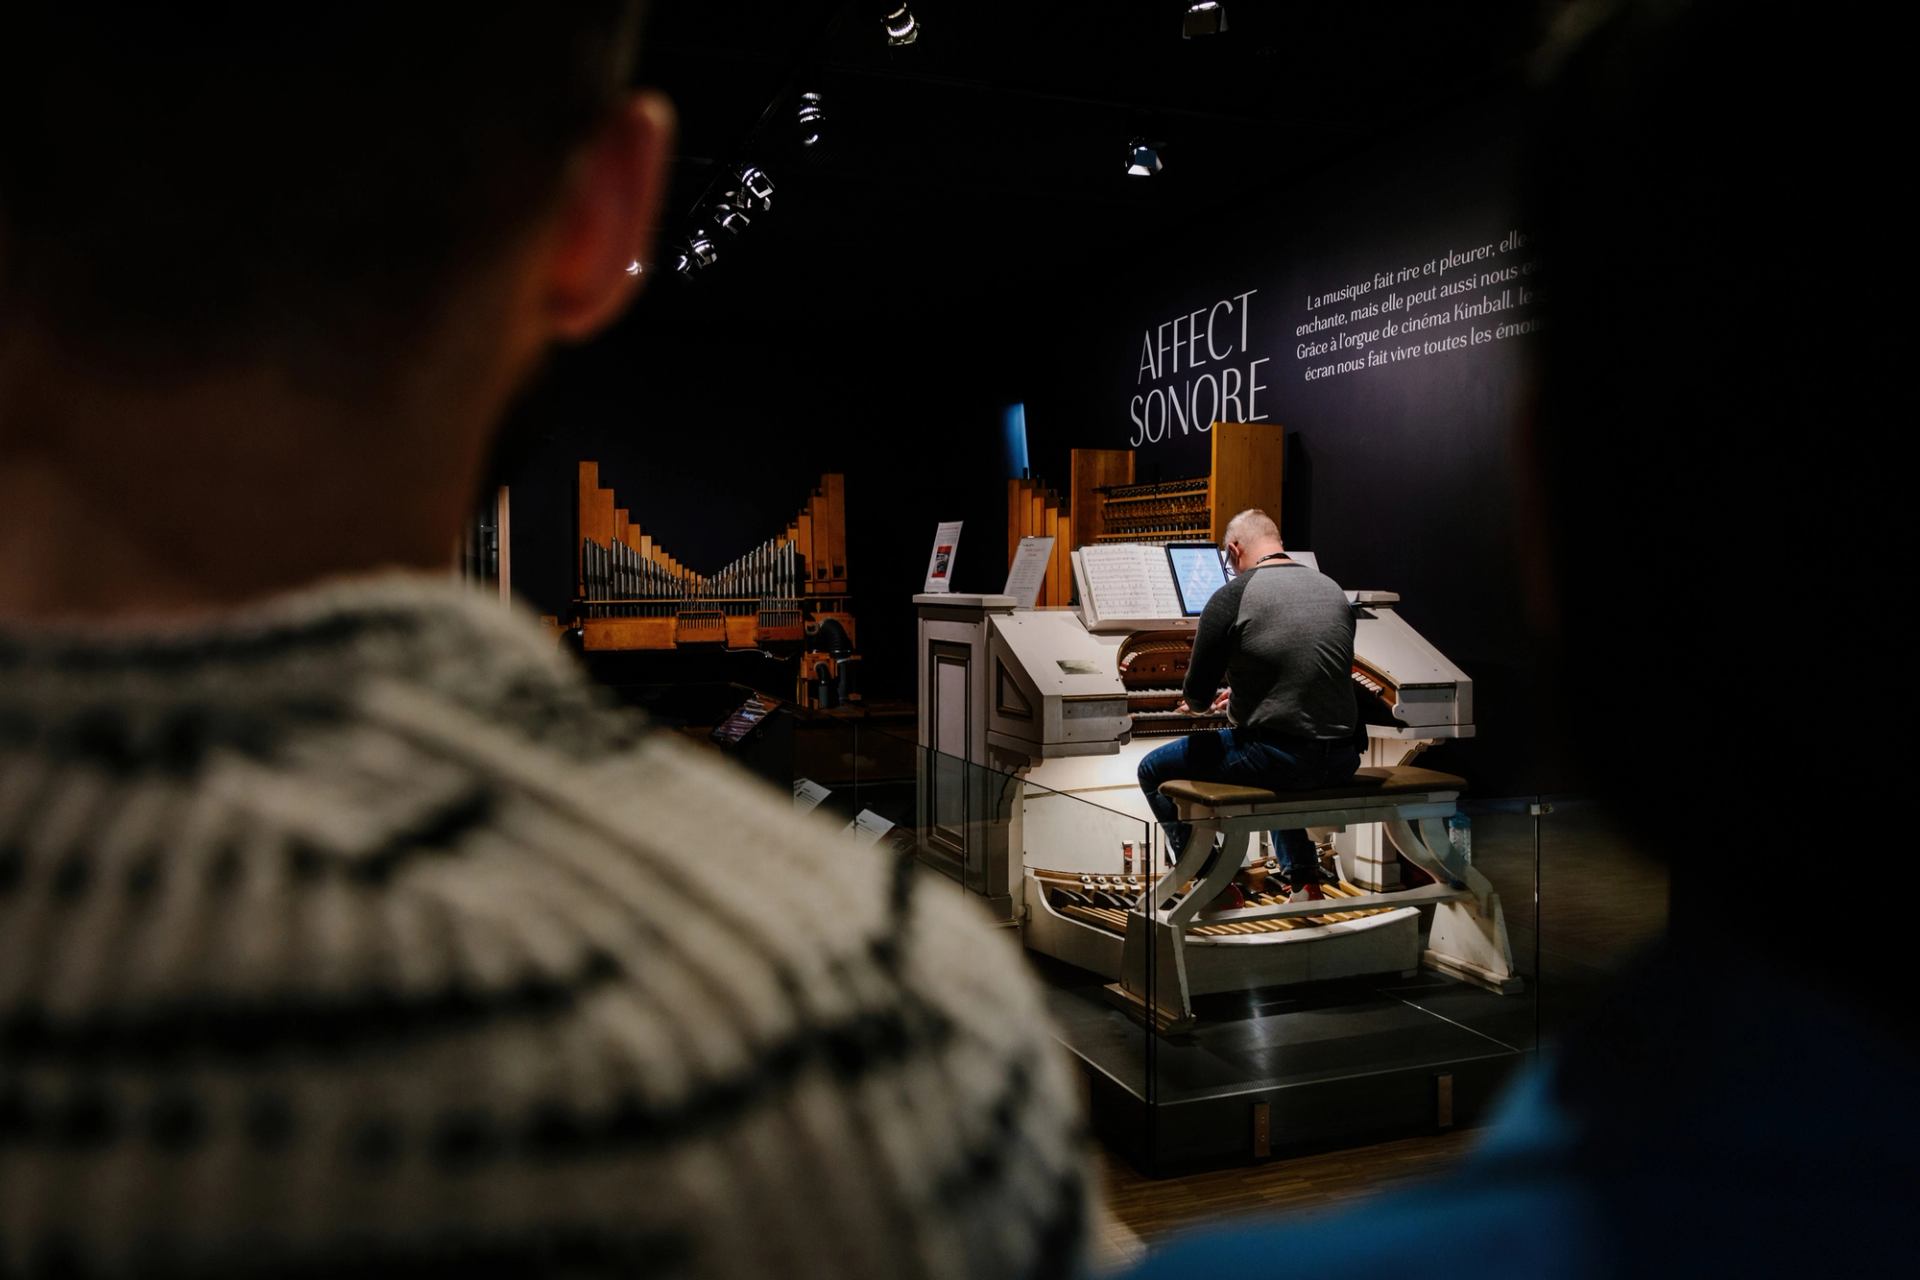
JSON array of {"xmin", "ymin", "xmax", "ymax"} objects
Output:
[{"xmin": 1137, "ymin": 728, "xmax": 1362, "ymax": 880}]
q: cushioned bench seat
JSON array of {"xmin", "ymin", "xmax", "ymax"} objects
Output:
[
  {"xmin": 1103, "ymin": 762, "xmax": 1512, "ymax": 1032},
  {"xmin": 1156, "ymin": 765, "xmax": 1467, "ymax": 810}
]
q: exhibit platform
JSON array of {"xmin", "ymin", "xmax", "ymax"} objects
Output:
[{"xmin": 1032, "ymin": 954, "xmax": 1533, "ymax": 1176}]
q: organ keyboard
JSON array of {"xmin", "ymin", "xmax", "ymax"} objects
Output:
[{"xmin": 1118, "ymin": 630, "xmax": 1229, "ymax": 736}]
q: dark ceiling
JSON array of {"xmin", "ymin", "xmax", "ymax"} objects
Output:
[{"xmin": 631, "ymin": 0, "xmax": 1553, "ymax": 315}]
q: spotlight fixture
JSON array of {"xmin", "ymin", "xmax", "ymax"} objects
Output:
[
  {"xmin": 797, "ymin": 92, "xmax": 825, "ymax": 146},
  {"xmin": 625, "ymin": 259, "xmax": 642, "ymax": 276},
  {"xmin": 672, "ymin": 246, "xmax": 694, "ymax": 277},
  {"xmin": 881, "ymin": 4, "xmax": 919, "ymax": 46},
  {"xmin": 687, "ymin": 229, "xmax": 718, "ymax": 268},
  {"xmin": 1126, "ymin": 138, "xmax": 1163, "ymax": 177},
  {"xmin": 711, "ymin": 200, "xmax": 751, "ymax": 235},
  {"xmin": 734, "ymin": 166, "xmax": 775, "ymax": 211},
  {"xmin": 1182, "ymin": 2, "xmax": 1227, "ymax": 38}
]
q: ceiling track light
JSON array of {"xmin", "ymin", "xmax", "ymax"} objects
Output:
[
  {"xmin": 687, "ymin": 230, "xmax": 718, "ymax": 269},
  {"xmin": 881, "ymin": 4, "xmax": 919, "ymax": 46},
  {"xmin": 1182, "ymin": 2, "xmax": 1227, "ymax": 38},
  {"xmin": 711, "ymin": 201, "xmax": 751, "ymax": 235},
  {"xmin": 797, "ymin": 92, "xmax": 825, "ymax": 146},
  {"xmin": 1126, "ymin": 138, "xmax": 1164, "ymax": 177}
]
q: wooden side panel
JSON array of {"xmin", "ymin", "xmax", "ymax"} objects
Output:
[
  {"xmin": 576, "ymin": 461, "xmax": 606, "ymax": 593},
  {"xmin": 582, "ymin": 617, "xmax": 675, "ymax": 651},
  {"xmin": 1069, "ymin": 448, "xmax": 1134, "ymax": 550},
  {"xmin": 1042, "ymin": 503, "xmax": 1061, "ymax": 605},
  {"xmin": 808, "ymin": 493, "xmax": 828, "ymax": 585},
  {"xmin": 821, "ymin": 473, "xmax": 847, "ymax": 590},
  {"xmin": 1008, "ymin": 478, "xmax": 1027, "ymax": 568},
  {"xmin": 1208, "ymin": 421, "xmax": 1286, "ymax": 543},
  {"xmin": 639, "ymin": 534, "xmax": 654, "ymax": 563},
  {"xmin": 623, "ymin": 526, "xmax": 644, "ymax": 553},
  {"xmin": 1051, "ymin": 499, "xmax": 1071, "ymax": 606},
  {"xmin": 613, "ymin": 509, "xmax": 628, "ymax": 543},
  {"xmin": 797, "ymin": 511, "xmax": 815, "ymax": 590},
  {"xmin": 496, "ymin": 485, "xmax": 512, "ymax": 602}
]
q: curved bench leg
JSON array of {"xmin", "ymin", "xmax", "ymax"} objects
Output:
[
  {"xmin": 1162, "ymin": 825, "xmax": 1248, "ymax": 928},
  {"xmin": 1144, "ymin": 817, "xmax": 1219, "ymax": 913},
  {"xmin": 1118, "ymin": 816, "xmax": 1251, "ymax": 1033},
  {"xmin": 1385, "ymin": 817, "xmax": 1520, "ymax": 993}
]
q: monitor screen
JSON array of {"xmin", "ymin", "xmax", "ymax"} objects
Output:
[{"xmin": 1166, "ymin": 543, "xmax": 1229, "ymax": 617}]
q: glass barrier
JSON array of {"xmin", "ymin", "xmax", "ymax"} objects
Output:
[{"xmin": 696, "ymin": 693, "xmax": 1563, "ymax": 1176}]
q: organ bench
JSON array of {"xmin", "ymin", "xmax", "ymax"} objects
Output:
[{"xmin": 1117, "ymin": 765, "xmax": 1520, "ymax": 1033}]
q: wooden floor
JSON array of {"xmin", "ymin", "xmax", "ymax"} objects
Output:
[
  {"xmin": 1090, "ymin": 1128, "xmax": 1478, "ymax": 1268},
  {"xmin": 1102, "ymin": 1128, "xmax": 1477, "ymax": 1241}
]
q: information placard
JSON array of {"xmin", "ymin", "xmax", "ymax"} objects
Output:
[
  {"xmin": 1003, "ymin": 535, "xmax": 1056, "ymax": 609},
  {"xmin": 923, "ymin": 521, "xmax": 963, "ymax": 593},
  {"xmin": 842, "ymin": 809, "xmax": 896, "ymax": 847},
  {"xmin": 793, "ymin": 778, "xmax": 831, "ymax": 813}
]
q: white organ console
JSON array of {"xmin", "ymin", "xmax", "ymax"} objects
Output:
[{"xmin": 916, "ymin": 545, "xmax": 1515, "ymax": 1016}]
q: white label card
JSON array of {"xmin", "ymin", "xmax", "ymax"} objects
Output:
[
  {"xmin": 843, "ymin": 809, "xmax": 896, "ymax": 847},
  {"xmin": 1003, "ymin": 535, "xmax": 1055, "ymax": 609},
  {"xmin": 793, "ymin": 778, "xmax": 831, "ymax": 813},
  {"xmin": 923, "ymin": 521, "xmax": 964, "ymax": 593}
]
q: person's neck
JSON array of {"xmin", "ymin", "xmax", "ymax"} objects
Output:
[{"xmin": 0, "ymin": 367, "xmax": 497, "ymax": 625}]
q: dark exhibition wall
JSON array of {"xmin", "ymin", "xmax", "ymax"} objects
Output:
[
  {"xmin": 494, "ymin": 297, "xmax": 1024, "ymax": 697},
  {"xmin": 1017, "ymin": 93, "xmax": 1544, "ymax": 792},
  {"xmin": 493, "ymin": 1, "xmax": 1556, "ymax": 795}
]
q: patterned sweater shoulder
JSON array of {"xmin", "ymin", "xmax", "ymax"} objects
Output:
[{"xmin": 0, "ymin": 575, "xmax": 1089, "ymax": 1279}]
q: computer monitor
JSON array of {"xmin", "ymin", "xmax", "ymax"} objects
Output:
[{"xmin": 1166, "ymin": 543, "xmax": 1229, "ymax": 617}]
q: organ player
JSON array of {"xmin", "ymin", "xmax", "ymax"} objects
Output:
[{"xmin": 1135, "ymin": 508, "xmax": 1363, "ymax": 895}]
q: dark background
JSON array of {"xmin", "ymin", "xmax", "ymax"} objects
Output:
[{"xmin": 493, "ymin": 0, "xmax": 1558, "ymax": 794}]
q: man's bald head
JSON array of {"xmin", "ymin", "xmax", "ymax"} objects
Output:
[
  {"xmin": 1221, "ymin": 509, "xmax": 1282, "ymax": 573},
  {"xmin": 1223, "ymin": 510, "xmax": 1279, "ymax": 547}
]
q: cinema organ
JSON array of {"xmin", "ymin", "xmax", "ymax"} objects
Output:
[{"xmin": 918, "ymin": 428, "xmax": 1516, "ymax": 1026}]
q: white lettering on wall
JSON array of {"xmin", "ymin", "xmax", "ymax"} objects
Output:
[{"xmin": 1127, "ymin": 288, "xmax": 1266, "ymax": 448}]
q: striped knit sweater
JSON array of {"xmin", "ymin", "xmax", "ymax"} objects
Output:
[{"xmin": 0, "ymin": 575, "xmax": 1089, "ymax": 1279}]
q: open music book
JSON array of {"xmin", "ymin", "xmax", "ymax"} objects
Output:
[{"xmin": 1071, "ymin": 544, "xmax": 1189, "ymax": 633}]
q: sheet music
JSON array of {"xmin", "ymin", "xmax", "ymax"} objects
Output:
[
  {"xmin": 1079, "ymin": 544, "xmax": 1181, "ymax": 620},
  {"xmin": 1003, "ymin": 536, "xmax": 1055, "ymax": 608}
]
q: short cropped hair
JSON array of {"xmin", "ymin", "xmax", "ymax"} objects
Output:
[
  {"xmin": 0, "ymin": 3, "xmax": 642, "ymax": 383},
  {"xmin": 1223, "ymin": 509, "xmax": 1279, "ymax": 547}
]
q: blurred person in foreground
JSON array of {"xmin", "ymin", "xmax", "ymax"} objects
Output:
[
  {"xmin": 1129, "ymin": 1, "xmax": 1910, "ymax": 1275},
  {"xmin": 0, "ymin": 5, "xmax": 1089, "ymax": 1276}
]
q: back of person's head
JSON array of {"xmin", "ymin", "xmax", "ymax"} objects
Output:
[
  {"xmin": 1223, "ymin": 509, "xmax": 1279, "ymax": 547},
  {"xmin": 1527, "ymin": 1, "xmax": 1895, "ymax": 974},
  {"xmin": 0, "ymin": 2, "xmax": 641, "ymax": 393},
  {"xmin": 0, "ymin": 3, "xmax": 667, "ymax": 610}
]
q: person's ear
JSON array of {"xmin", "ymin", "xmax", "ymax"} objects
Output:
[{"xmin": 544, "ymin": 91, "xmax": 675, "ymax": 341}]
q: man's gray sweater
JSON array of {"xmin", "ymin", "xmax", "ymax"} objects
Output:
[{"xmin": 1182, "ymin": 561, "xmax": 1356, "ymax": 740}]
